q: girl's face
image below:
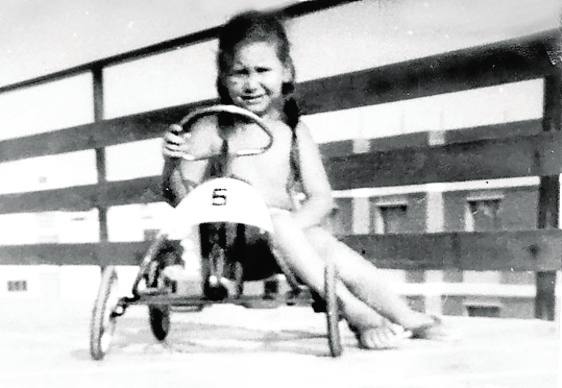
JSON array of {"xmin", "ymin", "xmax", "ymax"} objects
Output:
[{"xmin": 224, "ymin": 41, "xmax": 291, "ymax": 118}]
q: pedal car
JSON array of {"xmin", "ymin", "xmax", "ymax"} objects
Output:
[{"xmin": 89, "ymin": 105, "xmax": 342, "ymax": 360}]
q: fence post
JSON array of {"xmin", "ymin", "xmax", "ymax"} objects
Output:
[
  {"xmin": 535, "ymin": 62, "xmax": 561, "ymax": 320},
  {"xmin": 93, "ymin": 66, "xmax": 108, "ymax": 271}
]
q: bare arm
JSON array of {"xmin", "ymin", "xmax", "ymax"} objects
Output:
[
  {"xmin": 161, "ymin": 117, "xmax": 222, "ymax": 207},
  {"xmin": 161, "ymin": 158, "xmax": 183, "ymax": 207},
  {"xmin": 291, "ymin": 122, "xmax": 335, "ymax": 229}
]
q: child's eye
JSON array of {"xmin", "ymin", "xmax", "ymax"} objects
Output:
[
  {"xmin": 256, "ymin": 67, "xmax": 271, "ymax": 73},
  {"xmin": 230, "ymin": 69, "xmax": 247, "ymax": 77}
]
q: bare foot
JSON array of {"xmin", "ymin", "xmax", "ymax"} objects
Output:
[{"xmin": 351, "ymin": 321, "xmax": 410, "ymax": 350}]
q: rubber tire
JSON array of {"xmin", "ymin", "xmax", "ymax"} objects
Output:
[
  {"xmin": 149, "ymin": 305, "xmax": 171, "ymax": 341},
  {"xmin": 90, "ymin": 266, "xmax": 119, "ymax": 361},
  {"xmin": 147, "ymin": 256, "xmax": 172, "ymax": 341},
  {"xmin": 325, "ymin": 262, "xmax": 342, "ymax": 357}
]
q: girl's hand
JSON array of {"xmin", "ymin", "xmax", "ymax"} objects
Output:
[{"xmin": 162, "ymin": 124, "xmax": 192, "ymax": 159}]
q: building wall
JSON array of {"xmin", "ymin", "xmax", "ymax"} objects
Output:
[{"xmin": 330, "ymin": 181, "xmax": 545, "ymax": 318}]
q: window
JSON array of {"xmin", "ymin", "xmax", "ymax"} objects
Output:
[
  {"xmin": 372, "ymin": 200, "xmax": 408, "ymax": 234},
  {"xmin": 465, "ymin": 194, "xmax": 503, "ymax": 231},
  {"xmin": 7, "ymin": 280, "xmax": 27, "ymax": 292},
  {"xmin": 466, "ymin": 304, "xmax": 501, "ymax": 318}
]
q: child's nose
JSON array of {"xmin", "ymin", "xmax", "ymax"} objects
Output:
[{"xmin": 243, "ymin": 71, "xmax": 260, "ymax": 91}]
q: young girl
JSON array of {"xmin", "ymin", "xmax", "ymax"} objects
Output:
[{"xmin": 162, "ymin": 10, "xmax": 441, "ymax": 349}]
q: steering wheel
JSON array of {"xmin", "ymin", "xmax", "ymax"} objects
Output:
[{"xmin": 173, "ymin": 104, "xmax": 274, "ymax": 161}]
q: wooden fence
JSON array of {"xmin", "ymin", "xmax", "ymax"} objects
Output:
[{"xmin": 0, "ymin": 1, "xmax": 560, "ymax": 319}]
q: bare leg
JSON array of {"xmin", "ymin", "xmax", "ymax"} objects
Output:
[
  {"xmin": 305, "ymin": 226, "xmax": 434, "ymax": 330},
  {"xmin": 270, "ymin": 213, "xmax": 384, "ymax": 329}
]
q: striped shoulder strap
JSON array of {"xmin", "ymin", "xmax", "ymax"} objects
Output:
[{"xmin": 287, "ymin": 123, "xmax": 303, "ymax": 196}]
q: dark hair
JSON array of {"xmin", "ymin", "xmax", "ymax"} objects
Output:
[{"xmin": 216, "ymin": 10, "xmax": 300, "ymax": 129}]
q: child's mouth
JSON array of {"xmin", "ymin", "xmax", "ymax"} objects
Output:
[{"xmin": 241, "ymin": 95, "xmax": 265, "ymax": 104}]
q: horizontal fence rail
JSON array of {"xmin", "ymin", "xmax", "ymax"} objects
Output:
[
  {"xmin": 298, "ymin": 30, "xmax": 559, "ymax": 114},
  {"xmin": 327, "ymin": 130, "xmax": 562, "ymax": 190},
  {"xmin": 0, "ymin": 30, "xmax": 557, "ymax": 164},
  {"xmin": 0, "ymin": 230, "xmax": 559, "ymax": 271},
  {"xmin": 344, "ymin": 230, "xmax": 562, "ymax": 271},
  {"xmin": 3, "ymin": 126, "xmax": 562, "ymax": 214}
]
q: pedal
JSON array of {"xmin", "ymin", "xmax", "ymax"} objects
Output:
[
  {"xmin": 203, "ymin": 276, "xmax": 238, "ymax": 301},
  {"xmin": 311, "ymin": 289, "xmax": 327, "ymax": 313},
  {"xmin": 203, "ymin": 284, "xmax": 228, "ymax": 301},
  {"xmin": 263, "ymin": 278, "xmax": 279, "ymax": 300}
]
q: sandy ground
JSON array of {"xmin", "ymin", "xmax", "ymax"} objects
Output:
[{"xmin": 0, "ymin": 298, "xmax": 559, "ymax": 388}]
